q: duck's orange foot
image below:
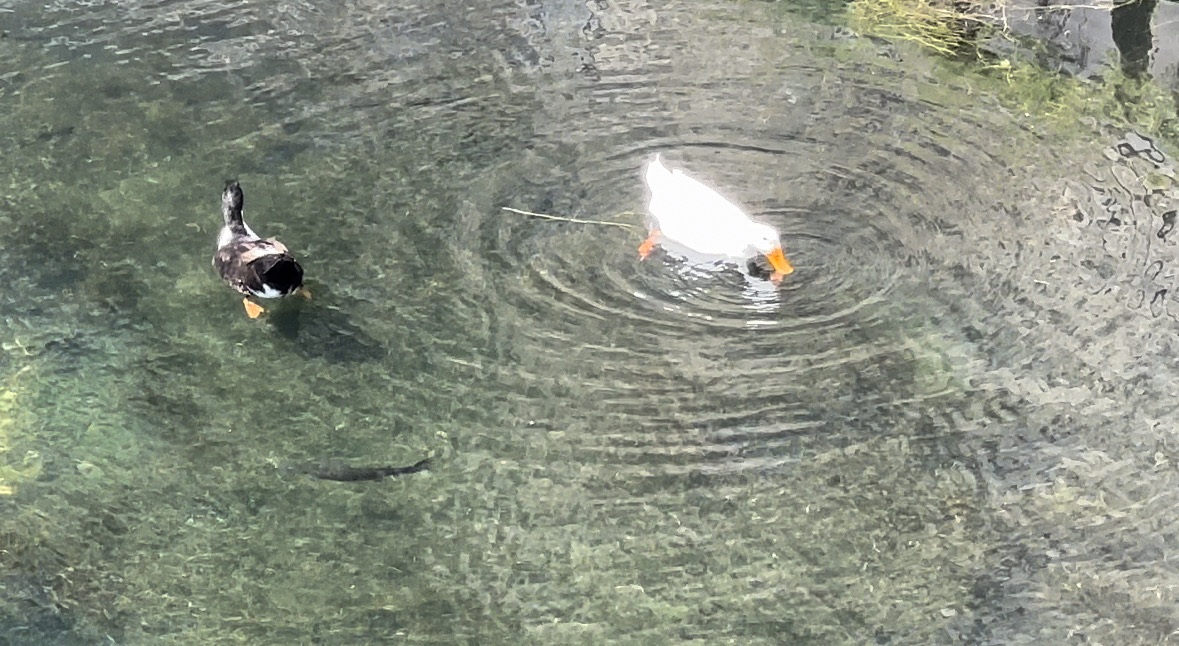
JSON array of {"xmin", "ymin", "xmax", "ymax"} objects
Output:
[
  {"xmin": 298, "ymin": 287, "xmax": 312, "ymax": 300},
  {"xmin": 243, "ymin": 298, "xmax": 265, "ymax": 319},
  {"xmin": 638, "ymin": 229, "xmax": 661, "ymax": 260}
]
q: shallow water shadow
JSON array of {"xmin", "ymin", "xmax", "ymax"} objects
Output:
[{"xmin": 267, "ymin": 301, "xmax": 387, "ymax": 364}]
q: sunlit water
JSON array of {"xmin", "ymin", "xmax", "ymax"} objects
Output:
[{"xmin": 1, "ymin": 1, "xmax": 1177, "ymax": 644}]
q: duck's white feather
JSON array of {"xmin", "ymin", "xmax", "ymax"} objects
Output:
[
  {"xmin": 216, "ymin": 221, "xmax": 260, "ymax": 250},
  {"xmin": 644, "ymin": 155, "xmax": 773, "ymax": 258}
]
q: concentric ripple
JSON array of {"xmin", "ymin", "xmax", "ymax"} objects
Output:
[
  {"xmin": 425, "ymin": 7, "xmax": 1025, "ymax": 477},
  {"xmin": 461, "ymin": 103, "xmax": 1001, "ymax": 480}
]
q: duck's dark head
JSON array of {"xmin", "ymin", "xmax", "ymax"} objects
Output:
[{"xmin": 222, "ymin": 180, "xmax": 245, "ymax": 225}]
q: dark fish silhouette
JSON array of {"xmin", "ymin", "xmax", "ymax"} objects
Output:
[{"xmin": 286, "ymin": 458, "xmax": 431, "ymax": 482}]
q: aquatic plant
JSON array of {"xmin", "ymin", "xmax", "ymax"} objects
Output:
[
  {"xmin": 847, "ymin": 0, "xmax": 979, "ymax": 56},
  {"xmin": 846, "ymin": 0, "xmax": 1179, "ymax": 149}
]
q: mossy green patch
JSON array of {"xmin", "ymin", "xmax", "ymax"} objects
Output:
[{"xmin": 847, "ymin": 0, "xmax": 1179, "ymax": 148}]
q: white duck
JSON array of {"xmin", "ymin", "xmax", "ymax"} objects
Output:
[{"xmin": 640, "ymin": 154, "xmax": 793, "ymax": 280}]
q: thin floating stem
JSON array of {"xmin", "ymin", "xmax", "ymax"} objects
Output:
[{"xmin": 501, "ymin": 206, "xmax": 639, "ymax": 230}]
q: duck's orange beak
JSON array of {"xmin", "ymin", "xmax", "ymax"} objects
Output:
[{"xmin": 765, "ymin": 247, "xmax": 794, "ymax": 276}]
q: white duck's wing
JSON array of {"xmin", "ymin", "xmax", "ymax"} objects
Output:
[{"xmin": 645, "ymin": 160, "xmax": 757, "ymax": 257}]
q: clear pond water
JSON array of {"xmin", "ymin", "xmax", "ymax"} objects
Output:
[{"xmin": 1, "ymin": 1, "xmax": 1178, "ymax": 644}]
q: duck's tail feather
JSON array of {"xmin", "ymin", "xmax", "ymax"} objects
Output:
[{"xmin": 258, "ymin": 255, "xmax": 304, "ymax": 294}]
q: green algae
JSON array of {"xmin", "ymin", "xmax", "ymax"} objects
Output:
[
  {"xmin": 847, "ymin": 0, "xmax": 974, "ymax": 56},
  {"xmin": 846, "ymin": 0, "xmax": 1179, "ymax": 149}
]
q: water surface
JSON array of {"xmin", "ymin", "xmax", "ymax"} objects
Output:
[{"xmin": 1, "ymin": 1, "xmax": 1177, "ymax": 644}]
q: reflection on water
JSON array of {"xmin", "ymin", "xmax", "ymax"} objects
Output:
[{"xmin": 0, "ymin": 0, "xmax": 1177, "ymax": 644}]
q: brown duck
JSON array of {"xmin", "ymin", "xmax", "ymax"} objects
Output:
[{"xmin": 213, "ymin": 181, "xmax": 307, "ymax": 318}]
